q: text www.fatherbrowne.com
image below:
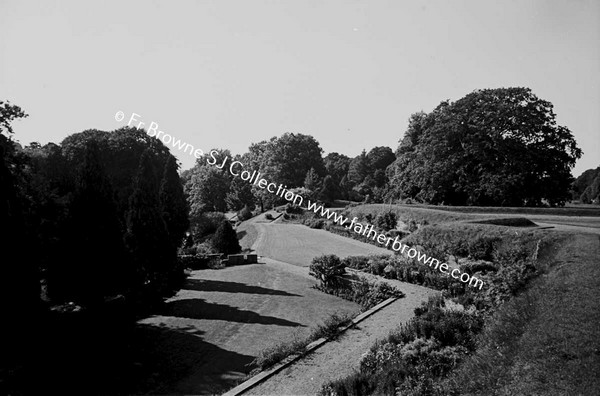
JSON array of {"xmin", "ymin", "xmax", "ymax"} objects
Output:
[
  {"xmin": 203, "ymin": 150, "xmax": 483, "ymax": 291},
  {"xmin": 305, "ymin": 201, "xmax": 484, "ymax": 290},
  {"xmin": 114, "ymin": 110, "xmax": 483, "ymax": 290}
]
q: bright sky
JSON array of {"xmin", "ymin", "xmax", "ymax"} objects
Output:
[{"xmin": 1, "ymin": 0, "xmax": 599, "ymax": 176}]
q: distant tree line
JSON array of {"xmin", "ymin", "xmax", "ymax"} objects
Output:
[{"xmin": 183, "ymin": 87, "xmax": 583, "ymax": 239}]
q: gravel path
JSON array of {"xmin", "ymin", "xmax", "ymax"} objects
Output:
[{"xmin": 246, "ymin": 280, "xmax": 440, "ymax": 396}]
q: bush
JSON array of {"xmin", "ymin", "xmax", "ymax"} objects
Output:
[
  {"xmin": 312, "ymin": 313, "xmax": 354, "ymax": 340},
  {"xmin": 251, "ymin": 335, "xmax": 309, "ymax": 373},
  {"xmin": 307, "ymin": 218, "xmax": 325, "ymax": 229},
  {"xmin": 285, "ymin": 203, "xmax": 304, "ymax": 214},
  {"xmin": 407, "ymin": 219, "xmax": 419, "ymax": 232},
  {"xmin": 320, "ymin": 298, "xmax": 482, "ymax": 395},
  {"xmin": 283, "ymin": 213, "xmax": 290, "ymax": 220},
  {"xmin": 191, "ymin": 212, "xmax": 226, "ymax": 241},
  {"xmin": 310, "ymin": 254, "xmax": 345, "ymax": 287},
  {"xmin": 375, "ymin": 211, "xmax": 398, "ymax": 232},
  {"xmin": 315, "ymin": 276, "xmax": 405, "ymax": 311},
  {"xmin": 467, "ymin": 235, "xmax": 500, "ymax": 260},
  {"xmin": 237, "ymin": 206, "xmax": 253, "ymax": 221},
  {"xmin": 265, "ymin": 213, "xmax": 274, "ymax": 220},
  {"xmin": 194, "ymin": 241, "xmax": 217, "ymax": 255},
  {"xmin": 211, "ymin": 220, "xmax": 241, "ymax": 255},
  {"xmin": 341, "ymin": 255, "xmax": 371, "ymax": 270}
]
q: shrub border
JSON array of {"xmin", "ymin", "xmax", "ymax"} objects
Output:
[{"xmin": 222, "ymin": 296, "xmax": 398, "ymax": 396}]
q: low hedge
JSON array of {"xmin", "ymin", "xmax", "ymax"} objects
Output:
[
  {"xmin": 314, "ymin": 278, "xmax": 404, "ymax": 311},
  {"xmin": 319, "ymin": 296, "xmax": 484, "ymax": 395}
]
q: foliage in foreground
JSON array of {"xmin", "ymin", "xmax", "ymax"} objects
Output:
[
  {"xmin": 318, "ymin": 226, "xmax": 555, "ymax": 395},
  {"xmin": 319, "ymin": 296, "xmax": 484, "ymax": 396}
]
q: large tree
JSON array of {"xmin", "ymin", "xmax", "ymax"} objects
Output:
[
  {"xmin": 0, "ymin": 102, "xmax": 39, "ymax": 325},
  {"xmin": 160, "ymin": 156, "xmax": 189, "ymax": 250},
  {"xmin": 226, "ymin": 174, "xmax": 255, "ymax": 211},
  {"xmin": 387, "ymin": 88, "xmax": 582, "ymax": 206},
  {"xmin": 125, "ymin": 150, "xmax": 172, "ymax": 293},
  {"xmin": 186, "ymin": 165, "xmax": 231, "ymax": 215},
  {"xmin": 366, "ymin": 146, "xmax": 395, "ymax": 173},
  {"xmin": 53, "ymin": 141, "xmax": 128, "ymax": 304},
  {"xmin": 61, "ymin": 127, "xmax": 173, "ymax": 218},
  {"xmin": 347, "ymin": 150, "xmax": 370, "ymax": 186},
  {"xmin": 258, "ymin": 133, "xmax": 326, "ymax": 188},
  {"xmin": 324, "ymin": 152, "xmax": 351, "ymax": 184}
]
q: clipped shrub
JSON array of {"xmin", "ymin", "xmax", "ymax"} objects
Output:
[
  {"xmin": 310, "ymin": 254, "xmax": 345, "ymax": 287},
  {"xmin": 375, "ymin": 211, "xmax": 398, "ymax": 232},
  {"xmin": 237, "ymin": 205, "xmax": 253, "ymax": 221},
  {"xmin": 211, "ymin": 220, "xmax": 241, "ymax": 255}
]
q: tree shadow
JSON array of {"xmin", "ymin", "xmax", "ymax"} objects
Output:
[
  {"xmin": 161, "ymin": 298, "xmax": 305, "ymax": 327},
  {"xmin": 124, "ymin": 323, "xmax": 256, "ymax": 395},
  {"xmin": 16, "ymin": 316, "xmax": 256, "ymax": 395},
  {"xmin": 185, "ymin": 278, "xmax": 301, "ymax": 296}
]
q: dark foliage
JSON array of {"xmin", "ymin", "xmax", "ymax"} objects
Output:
[
  {"xmin": 374, "ymin": 211, "xmax": 397, "ymax": 232},
  {"xmin": 211, "ymin": 220, "xmax": 241, "ymax": 255},
  {"xmin": 125, "ymin": 150, "xmax": 174, "ymax": 298},
  {"xmin": 237, "ymin": 205, "xmax": 253, "ymax": 221},
  {"xmin": 190, "ymin": 211, "xmax": 226, "ymax": 241},
  {"xmin": 160, "ymin": 156, "xmax": 190, "ymax": 250},
  {"xmin": 309, "ymin": 254, "xmax": 346, "ymax": 287},
  {"xmin": 387, "ymin": 88, "xmax": 582, "ymax": 206}
]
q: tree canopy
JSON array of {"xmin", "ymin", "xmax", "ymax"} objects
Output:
[{"xmin": 387, "ymin": 87, "xmax": 582, "ymax": 206}]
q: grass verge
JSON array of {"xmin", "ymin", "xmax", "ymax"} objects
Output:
[{"xmin": 248, "ymin": 312, "xmax": 356, "ymax": 374}]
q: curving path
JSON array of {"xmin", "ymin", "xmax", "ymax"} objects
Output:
[{"xmin": 245, "ymin": 278, "xmax": 440, "ymax": 396}]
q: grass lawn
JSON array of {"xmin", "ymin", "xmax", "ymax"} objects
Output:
[
  {"xmin": 342, "ymin": 203, "xmax": 600, "ymax": 230},
  {"xmin": 252, "ymin": 223, "xmax": 392, "ymax": 267},
  {"xmin": 392, "ymin": 203, "xmax": 600, "ymax": 217},
  {"xmin": 133, "ymin": 261, "xmax": 361, "ymax": 395}
]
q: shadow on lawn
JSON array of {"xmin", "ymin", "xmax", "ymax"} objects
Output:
[
  {"xmin": 185, "ymin": 278, "xmax": 301, "ymax": 297},
  {"xmin": 126, "ymin": 324, "xmax": 256, "ymax": 395},
  {"xmin": 161, "ymin": 298, "xmax": 305, "ymax": 327},
  {"xmin": 20, "ymin": 322, "xmax": 257, "ymax": 396}
]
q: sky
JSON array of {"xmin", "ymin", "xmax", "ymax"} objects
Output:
[{"xmin": 1, "ymin": 0, "xmax": 599, "ymax": 177}]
